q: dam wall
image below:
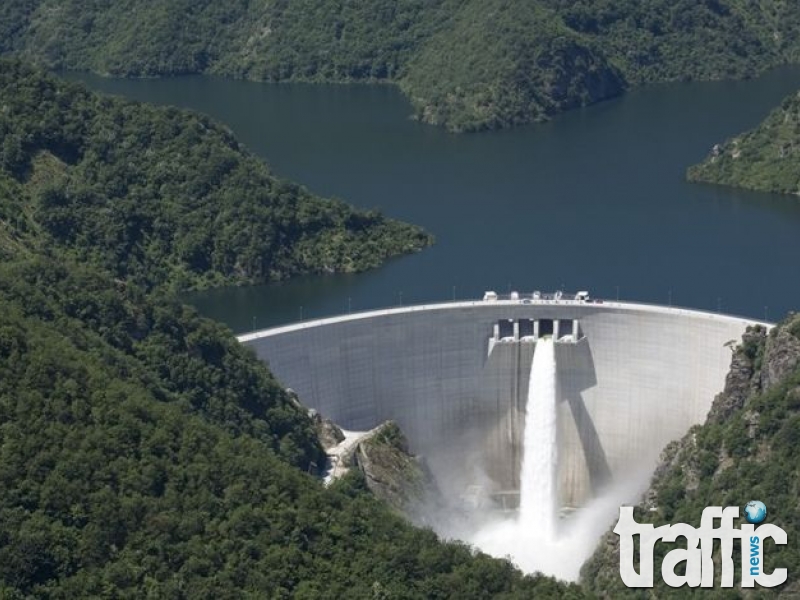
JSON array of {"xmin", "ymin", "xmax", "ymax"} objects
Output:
[{"xmin": 239, "ymin": 299, "xmax": 765, "ymax": 508}]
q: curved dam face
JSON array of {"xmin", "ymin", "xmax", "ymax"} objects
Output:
[{"xmin": 239, "ymin": 300, "xmax": 763, "ymax": 509}]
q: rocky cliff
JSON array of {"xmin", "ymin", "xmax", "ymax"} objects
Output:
[
  {"xmin": 581, "ymin": 315, "xmax": 800, "ymax": 597},
  {"xmin": 317, "ymin": 417, "xmax": 439, "ymax": 517},
  {"xmin": 354, "ymin": 422, "xmax": 440, "ymax": 516}
]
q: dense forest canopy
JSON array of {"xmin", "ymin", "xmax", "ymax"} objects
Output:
[
  {"xmin": 0, "ymin": 257, "xmax": 590, "ymax": 598},
  {"xmin": 1, "ymin": 0, "xmax": 799, "ymax": 131},
  {"xmin": 0, "ymin": 61, "xmax": 586, "ymax": 597},
  {"xmin": 0, "ymin": 60, "xmax": 432, "ymax": 291}
]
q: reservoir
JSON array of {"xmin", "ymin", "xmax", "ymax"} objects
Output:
[{"xmin": 66, "ymin": 68, "xmax": 800, "ymax": 331}]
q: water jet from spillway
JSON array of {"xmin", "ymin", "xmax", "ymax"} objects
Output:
[
  {"xmin": 468, "ymin": 337, "xmax": 652, "ymax": 581},
  {"xmin": 519, "ymin": 337, "xmax": 558, "ymax": 540}
]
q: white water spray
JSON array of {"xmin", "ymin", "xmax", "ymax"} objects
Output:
[
  {"xmin": 519, "ymin": 337, "xmax": 558, "ymax": 539},
  {"xmin": 467, "ymin": 336, "xmax": 652, "ymax": 581}
]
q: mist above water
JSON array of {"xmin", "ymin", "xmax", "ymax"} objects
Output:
[
  {"xmin": 469, "ymin": 470, "xmax": 653, "ymax": 582},
  {"xmin": 465, "ymin": 339, "xmax": 653, "ymax": 582}
]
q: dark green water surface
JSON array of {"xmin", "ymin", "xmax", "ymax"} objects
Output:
[{"xmin": 65, "ymin": 69, "xmax": 800, "ymax": 332}]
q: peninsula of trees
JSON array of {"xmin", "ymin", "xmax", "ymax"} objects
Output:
[
  {"xmin": 0, "ymin": 60, "xmax": 432, "ymax": 291},
  {"xmin": 688, "ymin": 90, "xmax": 800, "ymax": 197}
]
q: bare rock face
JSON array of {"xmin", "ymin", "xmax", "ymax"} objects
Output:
[
  {"xmin": 309, "ymin": 410, "xmax": 345, "ymax": 450},
  {"xmin": 707, "ymin": 326, "xmax": 767, "ymax": 424},
  {"xmin": 709, "ymin": 314, "xmax": 800, "ymax": 428},
  {"xmin": 316, "ymin": 417, "xmax": 440, "ymax": 518},
  {"xmin": 761, "ymin": 316, "xmax": 800, "ymax": 392},
  {"xmin": 354, "ymin": 421, "xmax": 438, "ymax": 516}
]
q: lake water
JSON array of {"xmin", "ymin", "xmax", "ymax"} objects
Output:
[{"xmin": 66, "ymin": 69, "xmax": 800, "ymax": 332}]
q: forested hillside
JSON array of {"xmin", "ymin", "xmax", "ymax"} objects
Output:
[
  {"xmin": 399, "ymin": 1, "xmax": 624, "ymax": 132},
  {"xmin": 582, "ymin": 317, "xmax": 800, "ymax": 597},
  {"xmin": 688, "ymin": 90, "xmax": 800, "ymax": 196},
  {"xmin": 0, "ymin": 60, "xmax": 431, "ymax": 291},
  {"xmin": 0, "ymin": 62, "xmax": 585, "ymax": 596},
  {"xmin": 0, "ymin": 257, "xmax": 589, "ymax": 598},
  {"xmin": 2, "ymin": 0, "xmax": 799, "ymax": 131}
]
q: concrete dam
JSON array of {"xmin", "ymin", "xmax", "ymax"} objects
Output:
[{"xmin": 239, "ymin": 295, "xmax": 765, "ymax": 511}]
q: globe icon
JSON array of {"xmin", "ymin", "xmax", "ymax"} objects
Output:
[{"xmin": 744, "ymin": 500, "xmax": 767, "ymax": 524}]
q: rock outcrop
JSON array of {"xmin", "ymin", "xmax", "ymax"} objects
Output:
[
  {"xmin": 354, "ymin": 421, "xmax": 438, "ymax": 515},
  {"xmin": 707, "ymin": 325, "xmax": 767, "ymax": 425},
  {"xmin": 309, "ymin": 409, "xmax": 345, "ymax": 450},
  {"xmin": 318, "ymin": 418, "xmax": 439, "ymax": 517},
  {"xmin": 761, "ymin": 317, "xmax": 800, "ymax": 392}
]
